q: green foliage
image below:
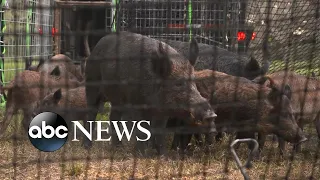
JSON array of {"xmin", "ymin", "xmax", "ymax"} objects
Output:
[
  {"xmin": 2, "ymin": 60, "xmax": 38, "ymax": 84},
  {"xmin": 269, "ymin": 59, "xmax": 320, "ymax": 77}
]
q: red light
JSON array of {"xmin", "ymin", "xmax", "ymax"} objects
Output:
[
  {"xmin": 251, "ymin": 32, "xmax": 256, "ymax": 40},
  {"xmin": 168, "ymin": 24, "xmax": 186, "ymax": 29},
  {"xmin": 52, "ymin": 27, "xmax": 57, "ymax": 36},
  {"xmin": 237, "ymin": 31, "xmax": 246, "ymax": 41},
  {"xmin": 38, "ymin": 28, "xmax": 43, "ymax": 35}
]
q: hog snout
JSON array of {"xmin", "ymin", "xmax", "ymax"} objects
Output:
[
  {"xmin": 191, "ymin": 101, "xmax": 217, "ymax": 134},
  {"xmin": 282, "ymin": 127, "xmax": 308, "ymax": 144},
  {"xmin": 203, "ymin": 109, "xmax": 218, "ymax": 120},
  {"xmin": 205, "ymin": 117, "xmax": 217, "ymax": 134},
  {"xmin": 203, "ymin": 110, "xmax": 218, "ymax": 133},
  {"xmin": 295, "ymin": 128, "xmax": 308, "ymax": 144},
  {"xmin": 298, "ymin": 136, "xmax": 308, "ymax": 144}
]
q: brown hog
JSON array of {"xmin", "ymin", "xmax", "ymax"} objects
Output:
[
  {"xmin": 0, "ymin": 66, "xmax": 82, "ymax": 136},
  {"xmin": 170, "ymin": 69, "xmax": 308, "ymax": 155},
  {"xmin": 253, "ymin": 70, "xmax": 320, "ymax": 153},
  {"xmin": 31, "ymin": 87, "xmax": 105, "ymax": 131},
  {"xmin": 31, "ymin": 54, "xmax": 84, "ymax": 82}
]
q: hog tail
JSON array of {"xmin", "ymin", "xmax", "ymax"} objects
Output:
[{"xmin": 84, "ymin": 20, "xmax": 92, "ymax": 58}]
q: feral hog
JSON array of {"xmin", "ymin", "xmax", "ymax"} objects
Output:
[
  {"xmin": 253, "ymin": 70, "xmax": 320, "ymax": 153},
  {"xmin": 170, "ymin": 69, "xmax": 307, "ymax": 154},
  {"xmin": 158, "ymin": 39, "xmax": 270, "ymax": 80},
  {"xmin": 31, "ymin": 87, "xmax": 105, "ymax": 133},
  {"xmin": 34, "ymin": 54, "xmax": 84, "ymax": 82},
  {"xmin": 0, "ymin": 66, "xmax": 82, "ymax": 136},
  {"xmin": 85, "ymin": 31, "xmax": 217, "ymax": 155}
]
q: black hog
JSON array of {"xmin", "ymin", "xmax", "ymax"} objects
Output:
[
  {"xmin": 253, "ymin": 70, "xmax": 320, "ymax": 153},
  {"xmin": 0, "ymin": 66, "xmax": 82, "ymax": 136},
  {"xmin": 158, "ymin": 39, "xmax": 270, "ymax": 80},
  {"xmin": 170, "ymin": 70, "xmax": 307, "ymax": 154},
  {"xmin": 84, "ymin": 31, "xmax": 217, "ymax": 155}
]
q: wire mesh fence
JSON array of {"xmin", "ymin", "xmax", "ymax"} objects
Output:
[
  {"xmin": 246, "ymin": 0, "xmax": 320, "ymax": 74},
  {"xmin": 0, "ymin": 0, "xmax": 319, "ymax": 179},
  {"xmin": 0, "ymin": 0, "xmax": 54, "ymax": 107}
]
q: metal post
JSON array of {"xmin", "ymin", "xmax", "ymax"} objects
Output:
[{"xmin": 0, "ymin": 0, "xmax": 7, "ymax": 107}]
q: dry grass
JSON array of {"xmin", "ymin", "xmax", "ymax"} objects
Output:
[{"xmin": 0, "ymin": 110, "xmax": 319, "ymax": 180}]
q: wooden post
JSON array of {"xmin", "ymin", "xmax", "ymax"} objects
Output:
[{"xmin": 54, "ymin": 0, "xmax": 61, "ymax": 54}]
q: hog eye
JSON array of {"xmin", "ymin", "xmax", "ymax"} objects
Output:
[
  {"xmin": 176, "ymin": 80, "xmax": 186, "ymax": 87},
  {"xmin": 42, "ymin": 101, "xmax": 49, "ymax": 106}
]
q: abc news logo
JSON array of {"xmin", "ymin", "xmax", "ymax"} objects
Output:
[{"xmin": 28, "ymin": 112, "xmax": 151, "ymax": 152}]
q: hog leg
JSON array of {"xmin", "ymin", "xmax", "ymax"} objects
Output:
[
  {"xmin": 134, "ymin": 111, "xmax": 152, "ymax": 155},
  {"xmin": 150, "ymin": 114, "xmax": 169, "ymax": 156},
  {"xmin": 0, "ymin": 95, "xmax": 17, "ymax": 136},
  {"xmin": 255, "ymin": 132, "xmax": 267, "ymax": 159},
  {"xmin": 178, "ymin": 120, "xmax": 196, "ymax": 152},
  {"xmin": 194, "ymin": 133, "xmax": 204, "ymax": 146},
  {"xmin": 315, "ymin": 113, "xmax": 320, "ymax": 139},
  {"xmin": 293, "ymin": 121, "xmax": 304, "ymax": 152},
  {"xmin": 277, "ymin": 137, "xmax": 286, "ymax": 156},
  {"xmin": 234, "ymin": 131, "xmax": 256, "ymax": 150},
  {"xmin": 215, "ymin": 132, "xmax": 224, "ymax": 142},
  {"xmin": 83, "ymin": 89, "xmax": 101, "ymax": 149},
  {"xmin": 204, "ymin": 133, "xmax": 214, "ymax": 146},
  {"xmin": 22, "ymin": 109, "xmax": 33, "ymax": 134},
  {"xmin": 167, "ymin": 117, "xmax": 182, "ymax": 150},
  {"xmin": 180, "ymin": 134, "xmax": 193, "ymax": 153},
  {"xmin": 0, "ymin": 105, "xmax": 15, "ymax": 136},
  {"xmin": 170, "ymin": 118, "xmax": 194, "ymax": 151},
  {"xmin": 171, "ymin": 133, "xmax": 180, "ymax": 150},
  {"xmin": 109, "ymin": 104, "xmax": 124, "ymax": 147},
  {"xmin": 172, "ymin": 120, "xmax": 203, "ymax": 151},
  {"xmin": 172, "ymin": 133, "xmax": 201, "ymax": 152}
]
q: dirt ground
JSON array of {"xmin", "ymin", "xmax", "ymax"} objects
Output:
[{"xmin": 0, "ymin": 117, "xmax": 319, "ymax": 180}]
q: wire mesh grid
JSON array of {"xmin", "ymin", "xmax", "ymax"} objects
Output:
[
  {"xmin": 0, "ymin": 0, "xmax": 54, "ymax": 86},
  {"xmin": 0, "ymin": 0, "xmax": 319, "ymax": 179},
  {"xmin": 117, "ymin": 0, "xmax": 242, "ymax": 52}
]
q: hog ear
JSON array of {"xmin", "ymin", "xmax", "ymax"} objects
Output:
[
  {"xmin": 252, "ymin": 75, "xmax": 269, "ymax": 85},
  {"xmin": 53, "ymin": 89, "xmax": 62, "ymax": 103},
  {"xmin": 151, "ymin": 42, "xmax": 172, "ymax": 78},
  {"xmin": 28, "ymin": 65, "xmax": 37, "ymax": 71},
  {"xmin": 267, "ymin": 82, "xmax": 289, "ymax": 107},
  {"xmin": 245, "ymin": 56, "xmax": 260, "ymax": 72},
  {"xmin": 283, "ymin": 84, "xmax": 292, "ymax": 100},
  {"xmin": 188, "ymin": 37, "xmax": 199, "ymax": 66},
  {"xmin": 37, "ymin": 58, "xmax": 45, "ymax": 69},
  {"xmin": 50, "ymin": 66, "xmax": 61, "ymax": 76},
  {"xmin": 267, "ymin": 87, "xmax": 282, "ymax": 106}
]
